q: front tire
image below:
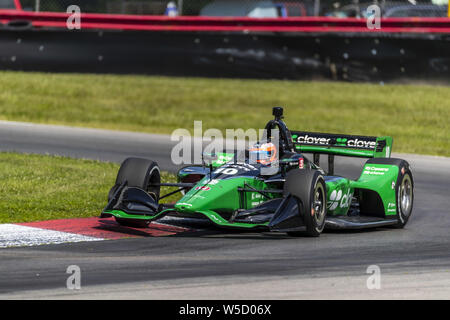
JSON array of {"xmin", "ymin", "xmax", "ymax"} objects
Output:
[
  {"xmin": 284, "ymin": 169, "xmax": 327, "ymax": 237},
  {"xmin": 109, "ymin": 157, "xmax": 161, "ymax": 228},
  {"xmin": 108, "ymin": 157, "xmax": 161, "ymax": 202}
]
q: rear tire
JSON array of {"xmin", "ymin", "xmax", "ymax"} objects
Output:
[
  {"xmin": 394, "ymin": 169, "xmax": 414, "ymax": 228},
  {"xmin": 364, "ymin": 158, "xmax": 414, "ymax": 228},
  {"xmin": 284, "ymin": 169, "xmax": 327, "ymax": 237}
]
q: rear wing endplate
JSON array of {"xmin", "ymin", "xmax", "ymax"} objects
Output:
[{"xmin": 291, "ymin": 131, "xmax": 393, "ymax": 158}]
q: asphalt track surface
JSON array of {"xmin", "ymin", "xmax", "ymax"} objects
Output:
[{"xmin": 0, "ymin": 120, "xmax": 449, "ymax": 299}]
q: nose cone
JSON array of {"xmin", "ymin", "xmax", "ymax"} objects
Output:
[
  {"xmin": 174, "ymin": 185, "xmax": 216, "ymax": 213},
  {"xmin": 174, "ymin": 178, "xmax": 244, "ymax": 213},
  {"xmin": 176, "ymin": 186, "xmax": 225, "ymax": 213}
]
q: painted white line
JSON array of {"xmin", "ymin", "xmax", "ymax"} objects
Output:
[{"xmin": 0, "ymin": 224, "xmax": 103, "ymax": 248}]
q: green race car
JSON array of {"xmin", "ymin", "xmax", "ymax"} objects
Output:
[{"xmin": 101, "ymin": 107, "xmax": 414, "ymax": 237}]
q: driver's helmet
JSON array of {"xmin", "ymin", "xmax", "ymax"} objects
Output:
[{"xmin": 249, "ymin": 142, "xmax": 277, "ymax": 165}]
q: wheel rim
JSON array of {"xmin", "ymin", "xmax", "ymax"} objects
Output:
[
  {"xmin": 399, "ymin": 174, "xmax": 413, "ymax": 217},
  {"xmin": 313, "ymin": 182, "xmax": 326, "ymax": 226}
]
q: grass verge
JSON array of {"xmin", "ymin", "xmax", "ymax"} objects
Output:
[
  {"xmin": 0, "ymin": 71, "xmax": 448, "ymax": 156},
  {"xmin": 0, "ymin": 152, "xmax": 180, "ymax": 224}
]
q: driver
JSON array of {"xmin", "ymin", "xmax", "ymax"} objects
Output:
[{"xmin": 249, "ymin": 142, "xmax": 278, "ymax": 165}]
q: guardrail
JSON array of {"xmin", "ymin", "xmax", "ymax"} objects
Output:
[
  {"xmin": 1, "ymin": 9, "xmax": 450, "ymax": 33},
  {"xmin": 1, "ymin": 9, "xmax": 449, "ymax": 82}
]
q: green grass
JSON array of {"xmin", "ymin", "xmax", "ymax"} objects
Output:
[
  {"xmin": 0, "ymin": 152, "xmax": 180, "ymax": 223},
  {"xmin": 0, "ymin": 71, "xmax": 448, "ymax": 156}
]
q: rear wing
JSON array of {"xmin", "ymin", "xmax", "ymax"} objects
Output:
[{"xmin": 291, "ymin": 131, "xmax": 393, "ymax": 159}]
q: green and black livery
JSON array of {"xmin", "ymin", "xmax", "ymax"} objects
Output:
[{"xmin": 101, "ymin": 107, "xmax": 414, "ymax": 237}]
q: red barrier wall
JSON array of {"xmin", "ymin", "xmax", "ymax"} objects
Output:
[{"xmin": 1, "ymin": 9, "xmax": 450, "ymax": 33}]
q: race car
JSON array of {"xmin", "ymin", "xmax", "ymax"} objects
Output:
[{"xmin": 101, "ymin": 107, "xmax": 414, "ymax": 237}]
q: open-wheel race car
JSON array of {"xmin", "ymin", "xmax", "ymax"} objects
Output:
[{"xmin": 101, "ymin": 107, "xmax": 414, "ymax": 237}]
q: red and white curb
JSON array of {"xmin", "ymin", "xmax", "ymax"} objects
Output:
[
  {"xmin": 0, "ymin": 217, "xmax": 193, "ymax": 248},
  {"xmin": 0, "ymin": 224, "xmax": 102, "ymax": 248}
]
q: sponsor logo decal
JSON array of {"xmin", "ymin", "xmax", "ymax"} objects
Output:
[
  {"xmin": 297, "ymin": 135, "xmax": 331, "ymax": 145},
  {"xmin": 195, "ymin": 186, "xmax": 211, "ymax": 191},
  {"xmin": 347, "ymin": 139, "xmax": 376, "ymax": 149},
  {"xmin": 251, "ymin": 193, "xmax": 263, "ymax": 206},
  {"xmin": 251, "ymin": 193, "xmax": 262, "ymax": 200},
  {"xmin": 387, "ymin": 202, "xmax": 396, "ymax": 213},
  {"xmin": 328, "ymin": 189, "xmax": 352, "ymax": 210},
  {"xmin": 298, "ymin": 158, "xmax": 304, "ymax": 169},
  {"xmin": 296, "ymin": 134, "xmax": 376, "ymax": 149},
  {"xmin": 215, "ymin": 154, "xmax": 235, "ymax": 165},
  {"xmin": 363, "ymin": 166, "xmax": 389, "ymax": 176}
]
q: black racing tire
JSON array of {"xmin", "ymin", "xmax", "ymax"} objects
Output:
[
  {"xmin": 108, "ymin": 158, "xmax": 160, "ymax": 229},
  {"xmin": 284, "ymin": 169, "xmax": 327, "ymax": 237},
  {"xmin": 107, "ymin": 184, "xmax": 119, "ymax": 203},
  {"xmin": 108, "ymin": 157, "xmax": 161, "ymax": 202},
  {"xmin": 394, "ymin": 168, "xmax": 414, "ymax": 228}
]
